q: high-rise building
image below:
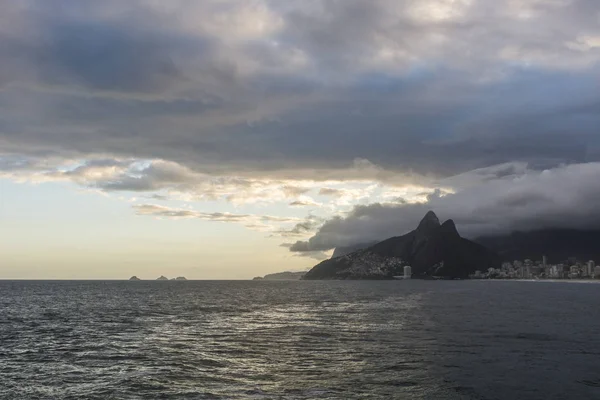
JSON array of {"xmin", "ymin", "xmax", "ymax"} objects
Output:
[
  {"xmin": 542, "ymin": 255, "xmax": 547, "ymax": 269},
  {"xmin": 557, "ymin": 264, "xmax": 565, "ymax": 279},
  {"xmin": 404, "ymin": 265, "xmax": 412, "ymax": 279},
  {"xmin": 595, "ymin": 266, "xmax": 600, "ymax": 279},
  {"xmin": 588, "ymin": 261, "xmax": 596, "ymax": 277}
]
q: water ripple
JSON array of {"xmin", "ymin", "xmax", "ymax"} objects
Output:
[{"xmin": 1, "ymin": 280, "xmax": 599, "ymax": 399}]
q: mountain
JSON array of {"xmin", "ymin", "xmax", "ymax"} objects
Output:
[
  {"xmin": 475, "ymin": 229, "xmax": 600, "ymax": 264},
  {"xmin": 303, "ymin": 211, "xmax": 501, "ymax": 280},
  {"xmin": 253, "ymin": 271, "xmax": 306, "ymax": 280},
  {"xmin": 331, "ymin": 241, "xmax": 378, "ymax": 258}
]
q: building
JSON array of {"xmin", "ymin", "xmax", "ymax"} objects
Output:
[
  {"xmin": 595, "ymin": 266, "xmax": 600, "ymax": 279},
  {"xmin": 404, "ymin": 265, "xmax": 412, "ymax": 279},
  {"xmin": 549, "ymin": 265, "xmax": 564, "ymax": 279},
  {"xmin": 569, "ymin": 265, "xmax": 579, "ymax": 279}
]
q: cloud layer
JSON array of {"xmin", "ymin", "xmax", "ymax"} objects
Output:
[
  {"xmin": 1, "ymin": 0, "xmax": 600, "ymax": 260},
  {"xmin": 1, "ymin": 0, "xmax": 599, "ymax": 177},
  {"xmin": 291, "ymin": 162, "xmax": 600, "ymax": 252}
]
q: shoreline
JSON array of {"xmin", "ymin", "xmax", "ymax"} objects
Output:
[{"xmin": 474, "ymin": 279, "xmax": 600, "ymax": 284}]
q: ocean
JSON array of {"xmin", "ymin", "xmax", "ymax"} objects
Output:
[{"xmin": 0, "ymin": 280, "xmax": 599, "ymax": 399}]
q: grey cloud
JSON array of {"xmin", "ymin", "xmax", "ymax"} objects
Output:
[
  {"xmin": 291, "ymin": 162, "xmax": 600, "ymax": 252},
  {"xmin": 0, "ymin": 155, "xmax": 39, "ymax": 172},
  {"xmin": 133, "ymin": 204, "xmax": 250, "ymax": 222},
  {"xmin": 37, "ymin": 22, "xmax": 184, "ymax": 92},
  {"xmin": 274, "ymin": 215, "xmax": 324, "ymax": 237},
  {"xmin": 146, "ymin": 194, "xmax": 169, "ymax": 201},
  {"xmin": 260, "ymin": 215, "xmax": 303, "ymax": 223},
  {"xmin": 289, "ymin": 241, "xmax": 310, "ymax": 252},
  {"xmin": 1, "ymin": 0, "xmax": 600, "ymax": 180},
  {"xmin": 289, "ymin": 200, "xmax": 320, "ymax": 207},
  {"xmin": 318, "ymin": 188, "xmax": 345, "ymax": 197},
  {"xmin": 132, "ymin": 203, "xmax": 307, "ymax": 235},
  {"xmin": 282, "ymin": 186, "xmax": 310, "ymax": 197}
]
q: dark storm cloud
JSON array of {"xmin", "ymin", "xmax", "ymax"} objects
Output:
[
  {"xmin": 1, "ymin": 0, "xmax": 599, "ymax": 177},
  {"xmin": 290, "ymin": 162, "xmax": 600, "ymax": 252},
  {"xmin": 37, "ymin": 23, "xmax": 182, "ymax": 92}
]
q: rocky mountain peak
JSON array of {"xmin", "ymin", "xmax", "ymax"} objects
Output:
[
  {"xmin": 440, "ymin": 219, "xmax": 460, "ymax": 239},
  {"xmin": 304, "ymin": 210, "xmax": 501, "ymax": 280},
  {"xmin": 416, "ymin": 211, "xmax": 441, "ymax": 238}
]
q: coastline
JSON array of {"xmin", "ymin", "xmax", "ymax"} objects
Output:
[{"xmin": 474, "ymin": 279, "xmax": 600, "ymax": 284}]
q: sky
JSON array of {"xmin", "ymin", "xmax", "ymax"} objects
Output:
[{"xmin": 0, "ymin": 0, "xmax": 599, "ymax": 279}]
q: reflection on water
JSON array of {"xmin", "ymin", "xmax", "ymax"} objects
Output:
[{"xmin": 0, "ymin": 280, "xmax": 599, "ymax": 399}]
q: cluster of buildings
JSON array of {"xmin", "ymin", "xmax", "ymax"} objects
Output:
[{"xmin": 471, "ymin": 257, "xmax": 600, "ymax": 280}]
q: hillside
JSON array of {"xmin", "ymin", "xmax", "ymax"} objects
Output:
[
  {"xmin": 303, "ymin": 211, "xmax": 501, "ymax": 280},
  {"xmin": 253, "ymin": 271, "xmax": 306, "ymax": 280}
]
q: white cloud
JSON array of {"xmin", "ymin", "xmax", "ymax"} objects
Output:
[{"xmin": 0, "ymin": 154, "xmax": 432, "ymax": 208}]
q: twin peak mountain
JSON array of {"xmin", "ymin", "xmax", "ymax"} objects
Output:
[{"xmin": 303, "ymin": 211, "xmax": 500, "ymax": 280}]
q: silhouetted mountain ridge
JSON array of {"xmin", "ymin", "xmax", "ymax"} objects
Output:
[
  {"xmin": 253, "ymin": 271, "xmax": 306, "ymax": 280},
  {"xmin": 304, "ymin": 211, "xmax": 501, "ymax": 280}
]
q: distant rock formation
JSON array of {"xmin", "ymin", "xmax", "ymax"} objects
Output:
[
  {"xmin": 303, "ymin": 211, "xmax": 501, "ymax": 280},
  {"xmin": 170, "ymin": 276, "xmax": 187, "ymax": 281},
  {"xmin": 156, "ymin": 275, "xmax": 169, "ymax": 281},
  {"xmin": 129, "ymin": 276, "xmax": 142, "ymax": 281},
  {"xmin": 252, "ymin": 271, "xmax": 306, "ymax": 280}
]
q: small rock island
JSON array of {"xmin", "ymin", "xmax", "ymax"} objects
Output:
[
  {"xmin": 129, "ymin": 276, "xmax": 142, "ymax": 281},
  {"xmin": 171, "ymin": 276, "xmax": 187, "ymax": 281},
  {"xmin": 156, "ymin": 275, "xmax": 169, "ymax": 281}
]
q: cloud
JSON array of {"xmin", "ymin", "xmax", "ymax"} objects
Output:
[
  {"xmin": 146, "ymin": 194, "xmax": 169, "ymax": 201},
  {"xmin": 0, "ymin": 0, "xmax": 599, "ymax": 180},
  {"xmin": 0, "ymin": 155, "xmax": 433, "ymax": 211},
  {"xmin": 273, "ymin": 215, "xmax": 325, "ymax": 238},
  {"xmin": 290, "ymin": 162, "xmax": 600, "ymax": 252},
  {"xmin": 132, "ymin": 203, "xmax": 303, "ymax": 234},
  {"xmin": 2, "ymin": 0, "xmax": 600, "ymax": 260},
  {"xmin": 133, "ymin": 204, "xmax": 250, "ymax": 221},
  {"xmin": 282, "ymin": 185, "xmax": 311, "ymax": 197},
  {"xmin": 289, "ymin": 199, "xmax": 320, "ymax": 207},
  {"xmin": 318, "ymin": 188, "xmax": 345, "ymax": 197}
]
